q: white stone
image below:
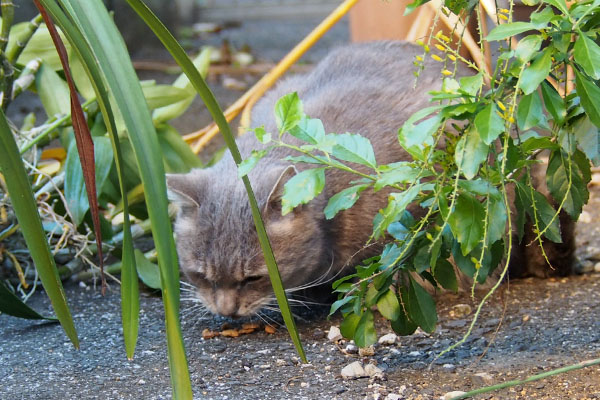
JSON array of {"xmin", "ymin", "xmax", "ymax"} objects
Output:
[
  {"xmin": 594, "ymin": 262, "xmax": 600, "ymax": 273},
  {"xmin": 341, "ymin": 361, "xmax": 367, "ymax": 379},
  {"xmin": 442, "ymin": 391, "xmax": 467, "ymax": 400},
  {"xmin": 327, "ymin": 326, "xmax": 343, "ymax": 342},
  {"xmin": 385, "ymin": 394, "xmax": 402, "ymax": 400},
  {"xmin": 378, "ymin": 333, "xmax": 398, "ymax": 345},
  {"xmin": 364, "ymin": 363, "xmax": 384, "ymax": 379}
]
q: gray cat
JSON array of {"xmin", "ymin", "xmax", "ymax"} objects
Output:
[{"xmin": 166, "ymin": 41, "xmax": 574, "ymax": 318}]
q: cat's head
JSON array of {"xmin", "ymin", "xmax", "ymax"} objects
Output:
[{"xmin": 166, "ymin": 162, "xmax": 328, "ymax": 318}]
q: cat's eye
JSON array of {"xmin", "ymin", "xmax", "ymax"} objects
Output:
[{"xmin": 242, "ymin": 275, "xmax": 264, "ymax": 285}]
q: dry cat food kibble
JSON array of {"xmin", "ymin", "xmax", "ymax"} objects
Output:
[{"xmin": 201, "ymin": 323, "xmax": 270, "ymax": 339}]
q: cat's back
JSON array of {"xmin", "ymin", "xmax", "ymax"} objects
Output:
[{"xmin": 243, "ymin": 41, "xmax": 443, "ymax": 164}]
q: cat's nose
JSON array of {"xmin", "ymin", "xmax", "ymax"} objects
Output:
[{"xmin": 215, "ymin": 290, "xmax": 238, "ymax": 317}]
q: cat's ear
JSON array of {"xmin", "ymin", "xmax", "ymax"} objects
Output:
[
  {"xmin": 166, "ymin": 173, "xmax": 200, "ymax": 208},
  {"xmin": 264, "ymin": 165, "xmax": 298, "ymax": 217}
]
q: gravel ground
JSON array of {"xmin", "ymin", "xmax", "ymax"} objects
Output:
[
  {"xmin": 2, "ymin": 180, "xmax": 600, "ymax": 399},
  {"xmin": 3, "ymin": 14, "xmax": 600, "ymax": 400}
]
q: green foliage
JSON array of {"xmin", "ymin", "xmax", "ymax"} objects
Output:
[{"xmin": 240, "ymin": 0, "xmax": 600, "ymax": 346}]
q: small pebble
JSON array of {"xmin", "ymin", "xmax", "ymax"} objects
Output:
[
  {"xmin": 312, "ymin": 328, "xmax": 326, "ymax": 339},
  {"xmin": 364, "ymin": 363, "xmax": 384, "ymax": 379},
  {"xmin": 442, "ymin": 363, "xmax": 456, "ymax": 372},
  {"xmin": 341, "ymin": 361, "xmax": 367, "ymax": 379},
  {"xmin": 450, "ymin": 304, "xmax": 472, "ymax": 318},
  {"xmin": 443, "ymin": 391, "xmax": 467, "ymax": 400},
  {"xmin": 328, "ymin": 326, "xmax": 343, "ymax": 342},
  {"xmin": 378, "ymin": 333, "xmax": 398, "ymax": 345},
  {"xmin": 359, "ymin": 346, "xmax": 375, "ymax": 357},
  {"xmin": 595, "ymin": 262, "xmax": 600, "ymax": 273},
  {"xmin": 345, "ymin": 344, "xmax": 359, "ymax": 354}
]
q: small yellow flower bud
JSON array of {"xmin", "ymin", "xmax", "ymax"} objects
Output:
[
  {"xmin": 416, "ymin": 39, "xmax": 424, "ymax": 47},
  {"xmin": 448, "ymin": 54, "xmax": 457, "ymax": 61},
  {"xmin": 416, "ymin": 55, "xmax": 423, "ymax": 61},
  {"xmin": 498, "ymin": 13, "xmax": 508, "ymax": 21},
  {"xmin": 439, "ymin": 34, "xmax": 451, "ymax": 43},
  {"xmin": 499, "ymin": 8, "xmax": 510, "ymax": 13},
  {"xmin": 424, "ymin": 44, "xmax": 430, "ymax": 53},
  {"xmin": 426, "ymin": 232, "xmax": 434, "ymax": 241},
  {"xmin": 435, "ymin": 30, "xmax": 443, "ymax": 39},
  {"xmin": 435, "ymin": 44, "xmax": 446, "ymax": 52},
  {"xmin": 497, "ymin": 101, "xmax": 506, "ymax": 111},
  {"xmin": 431, "ymin": 54, "xmax": 443, "ymax": 62},
  {"xmin": 441, "ymin": 69, "xmax": 453, "ymax": 76}
]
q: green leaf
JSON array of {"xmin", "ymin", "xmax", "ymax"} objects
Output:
[
  {"xmin": 324, "ymin": 184, "xmax": 368, "ymax": 219},
  {"xmin": 374, "ymin": 162, "xmax": 423, "ymax": 192},
  {"xmin": 289, "ymin": 116, "xmax": 325, "ymax": 144},
  {"xmin": 433, "ymin": 259, "xmax": 458, "ymax": 292},
  {"xmin": 540, "ymin": 81, "xmax": 566, "ymax": 125},
  {"xmin": 152, "ymin": 48, "xmax": 211, "ymax": 123},
  {"xmin": 237, "ymin": 149, "xmax": 268, "ymax": 178},
  {"xmin": 35, "ymin": 62, "xmax": 70, "ymax": 118},
  {"xmin": 404, "ymin": 0, "xmax": 431, "ymax": 15},
  {"xmin": 399, "ymin": 114, "xmax": 442, "ymax": 149},
  {"xmin": 575, "ymin": 67, "xmax": 600, "ymax": 129},
  {"xmin": 519, "ymin": 47, "xmax": 552, "ymax": 95},
  {"xmin": 135, "ymin": 249, "xmax": 162, "ymax": 289},
  {"xmin": 486, "ymin": 196, "xmax": 508, "ymax": 245},
  {"xmin": 340, "ymin": 312, "xmax": 361, "ymax": 339},
  {"xmin": 474, "ymin": 103, "xmax": 504, "ymax": 145},
  {"xmin": 53, "ymin": 0, "xmax": 193, "ymax": 392},
  {"xmin": 390, "ymin": 303, "xmax": 418, "ymax": 336},
  {"xmin": 332, "ymin": 133, "xmax": 376, "ymax": 168},
  {"xmin": 543, "ymin": 0, "xmax": 569, "ymax": 16},
  {"xmin": 377, "ymin": 289, "xmax": 401, "ymax": 321},
  {"xmin": 330, "ymin": 296, "xmax": 357, "ymax": 316},
  {"xmin": 403, "ymin": 277, "xmax": 437, "ymax": 333},
  {"xmin": 455, "ymin": 126, "xmax": 489, "ymax": 180},
  {"xmin": 0, "ymin": 279, "xmax": 56, "ymax": 320},
  {"xmin": 517, "ymin": 92, "xmax": 545, "ymax": 131},
  {"xmin": 64, "ymin": 136, "xmax": 114, "ymax": 226},
  {"xmin": 573, "ymin": 33, "xmax": 600, "ymax": 80},
  {"xmin": 486, "ymin": 22, "xmax": 535, "ymax": 41},
  {"xmin": 515, "ymin": 181, "xmax": 562, "ymax": 243},
  {"xmin": 515, "ymin": 35, "xmax": 543, "ymax": 62},
  {"xmin": 142, "ymin": 83, "xmax": 191, "ymax": 110},
  {"xmin": 448, "ymin": 192, "xmax": 485, "ymax": 256},
  {"xmin": 546, "ymin": 150, "xmax": 590, "ymax": 219},
  {"xmin": 530, "ymin": 6, "xmax": 555, "ymax": 28},
  {"xmin": 275, "ymin": 92, "xmax": 303, "ymax": 134},
  {"xmin": 457, "ymin": 72, "xmax": 483, "ymax": 98},
  {"xmin": 253, "ymin": 126, "xmax": 271, "ymax": 144},
  {"xmin": 354, "ymin": 310, "xmax": 377, "ymax": 347},
  {"xmin": 0, "ymin": 108, "xmax": 78, "ymax": 346},
  {"xmin": 572, "ymin": 116, "xmax": 600, "ymax": 165},
  {"xmin": 157, "ymin": 124, "xmax": 204, "ymax": 173},
  {"xmin": 13, "ymin": 23, "xmax": 71, "ymax": 70},
  {"xmin": 373, "ymin": 185, "xmax": 421, "ymax": 240},
  {"xmin": 281, "ymin": 168, "xmax": 326, "ymax": 215}
]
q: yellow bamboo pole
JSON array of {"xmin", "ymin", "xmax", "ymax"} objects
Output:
[{"xmin": 187, "ymin": 0, "xmax": 361, "ymax": 154}]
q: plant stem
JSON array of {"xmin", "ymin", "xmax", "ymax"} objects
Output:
[
  {"xmin": 0, "ymin": 0, "xmax": 14, "ymax": 53},
  {"xmin": 6, "ymin": 14, "xmax": 43, "ymax": 63},
  {"xmin": 449, "ymin": 358, "xmax": 600, "ymax": 399},
  {"xmin": 20, "ymin": 97, "xmax": 96, "ymax": 154}
]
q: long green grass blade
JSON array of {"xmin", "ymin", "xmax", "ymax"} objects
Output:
[
  {"xmin": 0, "ymin": 278, "xmax": 56, "ymax": 320},
  {"xmin": 125, "ymin": 0, "xmax": 307, "ymax": 363},
  {"xmin": 0, "ymin": 108, "xmax": 78, "ymax": 347},
  {"xmin": 57, "ymin": 0, "xmax": 192, "ymax": 396},
  {"xmin": 35, "ymin": 0, "xmax": 139, "ymax": 359}
]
